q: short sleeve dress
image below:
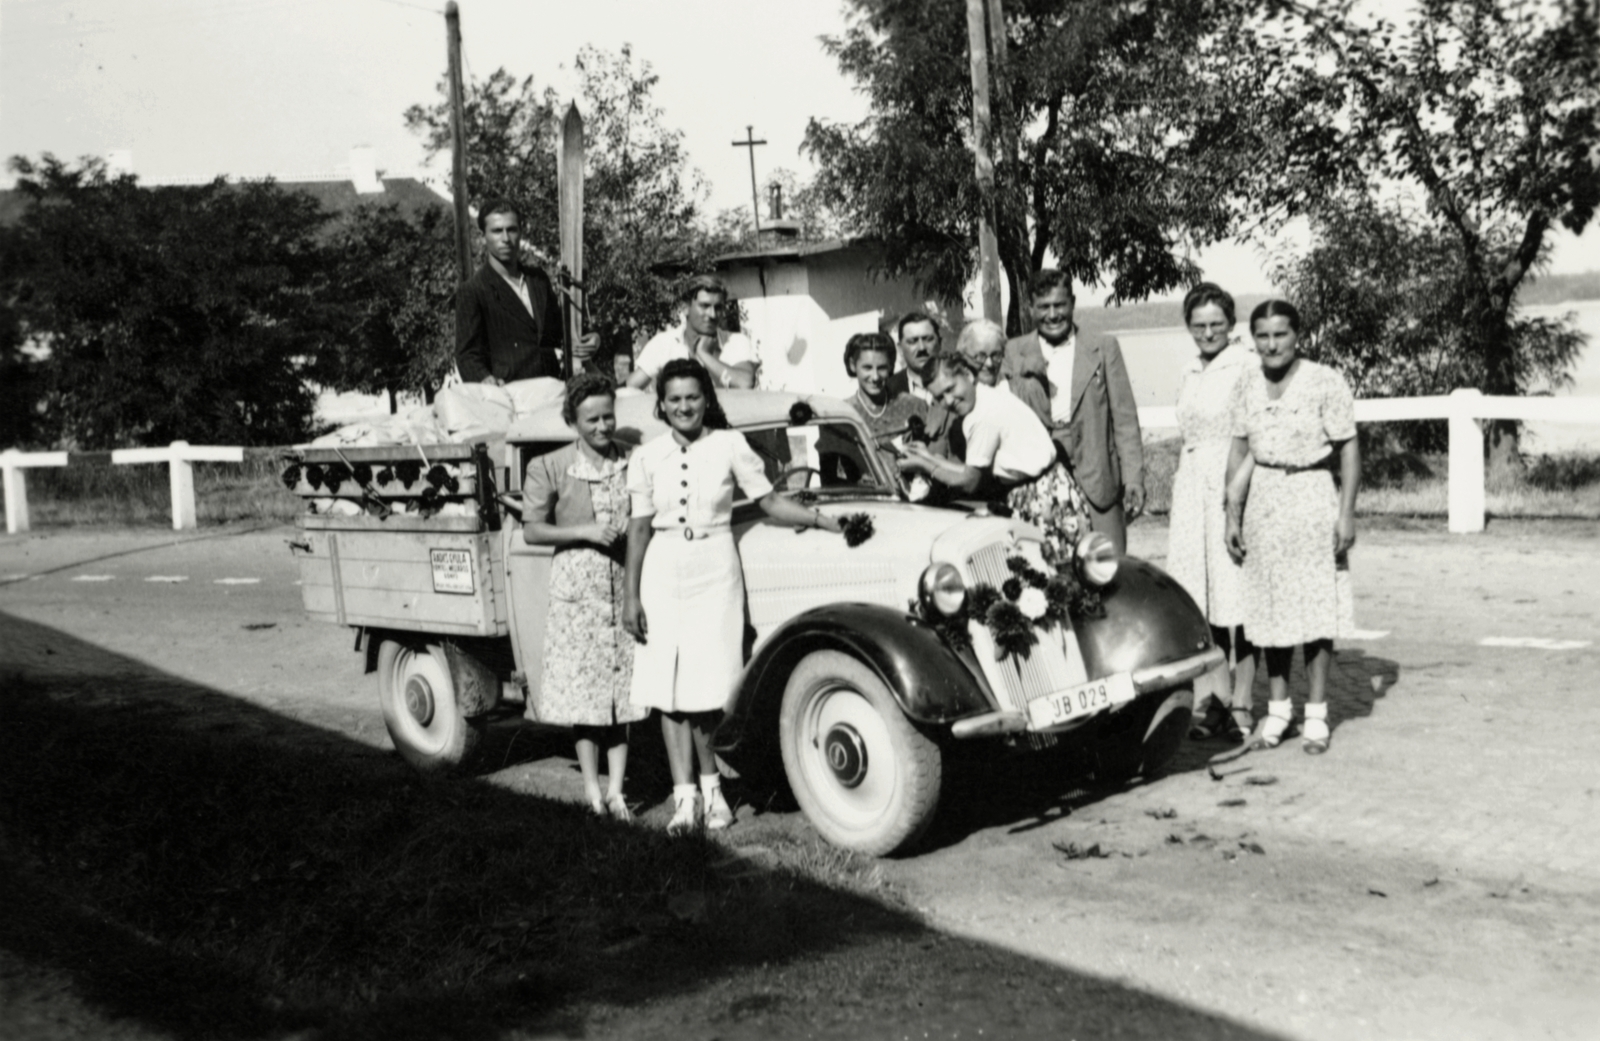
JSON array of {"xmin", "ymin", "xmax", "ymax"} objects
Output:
[
  {"xmin": 1166, "ymin": 340, "xmax": 1253, "ymax": 627},
  {"xmin": 1229, "ymin": 359, "xmax": 1358, "ymax": 648},
  {"xmin": 627, "ymin": 427, "xmax": 775, "ymax": 713},
  {"xmin": 522, "ymin": 443, "xmax": 648, "ymax": 727}
]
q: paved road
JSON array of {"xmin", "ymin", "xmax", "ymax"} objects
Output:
[{"xmin": 3, "ymin": 518, "xmax": 1597, "ymax": 1040}]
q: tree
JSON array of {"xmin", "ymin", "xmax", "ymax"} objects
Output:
[
  {"xmin": 320, "ymin": 202, "xmax": 457, "ymax": 408},
  {"xmin": 1234, "ymin": 0, "xmax": 1600, "ymax": 463},
  {"xmin": 0, "ymin": 156, "xmax": 332, "ymax": 448},
  {"xmin": 1268, "ymin": 193, "xmax": 1585, "ymax": 451},
  {"xmin": 803, "ymin": 0, "xmax": 1259, "ymax": 331},
  {"xmin": 404, "ymin": 46, "xmax": 722, "ymax": 361}
]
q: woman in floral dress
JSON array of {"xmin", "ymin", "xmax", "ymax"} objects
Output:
[
  {"xmin": 1167, "ymin": 283, "xmax": 1257, "ymax": 742},
  {"xmin": 1225, "ymin": 300, "xmax": 1361, "ymax": 755},
  {"xmin": 522, "ymin": 373, "xmax": 648, "ymax": 818}
]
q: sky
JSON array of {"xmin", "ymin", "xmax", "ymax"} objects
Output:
[{"xmin": 1, "ymin": 0, "xmax": 1595, "ymax": 299}]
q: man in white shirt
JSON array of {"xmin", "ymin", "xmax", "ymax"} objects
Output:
[{"xmin": 628, "ymin": 275, "xmax": 757, "ymax": 391}]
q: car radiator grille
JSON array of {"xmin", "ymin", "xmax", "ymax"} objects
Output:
[{"xmin": 964, "ymin": 542, "xmax": 1087, "ymax": 715}]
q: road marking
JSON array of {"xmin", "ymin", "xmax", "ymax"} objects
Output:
[
  {"xmin": 1479, "ymin": 637, "xmax": 1592, "ymax": 651},
  {"xmin": 71, "ymin": 575, "xmax": 115, "ymax": 582},
  {"xmin": 1346, "ymin": 629, "xmax": 1390, "ymax": 640},
  {"xmin": 214, "ymin": 577, "xmax": 261, "ymax": 585},
  {"xmin": 146, "ymin": 575, "xmax": 188, "ymax": 583}
]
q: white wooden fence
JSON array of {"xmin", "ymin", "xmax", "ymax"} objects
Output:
[{"xmin": 2, "ymin": 389, "xmax": 1596, "ymax": 535}]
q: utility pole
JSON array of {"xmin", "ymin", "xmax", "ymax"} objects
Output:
[
  {"xmin": 732, "ymin": 126, "xmax": 767, "ymax": 239},
  {"xmin": 445, "ymin": 1, "xmax": 472, "ymax": 285},
  {"xmin": 965, "ymin": 0, "xmax": 1002, "ymax": 323}
]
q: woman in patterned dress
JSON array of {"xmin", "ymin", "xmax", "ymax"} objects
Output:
[
  {"xmin": 1225, "ymin": 300, "xmax": 1361, "ymax": 754},
  {"xmin": 522, "ymin": 373, "xmax": 649, "ymax": 818},
  {"xmin": 1167, "ymin": 283, "xmax": 1257, "ymax": 743},
  {"xmin": 896, "ymin": 343, "xmax": 1094, "ymax": 567},
  {"xmin": 623, "ymin": 358, "xmax": 843, "ymax": 834}
]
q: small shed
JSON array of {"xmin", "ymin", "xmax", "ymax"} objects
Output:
[{"xmin": 714, "ymin": 239, "xmax": 962, "ymax": 399}]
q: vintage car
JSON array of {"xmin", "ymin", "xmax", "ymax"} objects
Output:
[{"xmin": 287, "ymin": 389, "xmax": 1223, "ymax": 856}]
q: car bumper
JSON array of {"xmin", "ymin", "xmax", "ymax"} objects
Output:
[{"xmin": 949, "ymin": 646, "xmax": 1226, "ymax": 740}]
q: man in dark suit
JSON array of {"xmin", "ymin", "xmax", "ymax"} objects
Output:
[
  {"xmin": 455, "ymin": 199, "xmax": 595, "ymax": 384},
  {"xmin": 1002, "ymin": 269, "xmax": 1145, "ymax": 554}
]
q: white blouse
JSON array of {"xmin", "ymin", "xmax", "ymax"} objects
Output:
[
  {"xmin": 627, "ymin": 427, "xmax": 775, "ymax": 531},
  {"xmin": 962, "ymin": 381, "xmax": 1057, "ymax": 483}
]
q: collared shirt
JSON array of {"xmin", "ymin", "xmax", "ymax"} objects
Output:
[
  {"xmin": 962, "ymin": 382, "xmax": 1058, "ymax": 484},
  {"xmin": 627, "ymin": 427, "xmax": 775, "ymax": 531},
  {"xmin": 1176, "ymin": 338, "xmax": 1253, "ymax": 449},
  {"xmin": 1039, "ymin": 333, "xmax": 1077, "ymax": 426},
  {"xmin": 496, "ymin": 268, "xmax": 534, "ymax": 318},
  {"xmin": 904, "ymin": 368, "xmax": 932, "ymax": 404},
  {"xmin": 635, "ymin": 325, "xmax": 756, "ymax": 388}
]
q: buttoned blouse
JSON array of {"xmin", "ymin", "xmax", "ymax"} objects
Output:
[
  {"xmin": 1176, "ymin": 339, "xmax": 1253, "ymax": 448},
  {"xmin": 627, "ymin": 427, "xmax": 775, "ymax": 531},
  {"xmin": 1229, "ymin": 359, "xmax": 1356, "ymax": 469}
]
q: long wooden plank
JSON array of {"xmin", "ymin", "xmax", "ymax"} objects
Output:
[
  {"xmin": 300, "ymin": 514, "xmax": 484, "ymax": 534},
  {"xmin": 294, "ymin": 445, "xmax": 483, "ymax": 464}
]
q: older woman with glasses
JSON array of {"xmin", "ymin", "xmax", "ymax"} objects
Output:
[{"xmin": 1168, "ymin": 283, "xmax": 1257, "ymax": 743}]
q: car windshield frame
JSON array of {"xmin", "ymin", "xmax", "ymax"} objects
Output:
[{"xmin": 734, "ymin": 416, "xmax": 904, "ymax": 502}]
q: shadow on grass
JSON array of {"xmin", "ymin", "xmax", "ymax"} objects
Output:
[{"xmin": 0, "ymin": 610, "xmax": 1285, "ymax": 1041}]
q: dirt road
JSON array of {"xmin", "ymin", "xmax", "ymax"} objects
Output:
[{"xmin": 2, "ymin": 518, "xmax": 1597, "ymax": 1040}]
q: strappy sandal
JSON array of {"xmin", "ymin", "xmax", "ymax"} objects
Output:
[
  {"xmin": 1302, "ymin": 702, "xmax": 1330, "ymax": 755},
  {"xmin": 1228, "ymin": 707, "xmax": 1255, "ymax": 743}
]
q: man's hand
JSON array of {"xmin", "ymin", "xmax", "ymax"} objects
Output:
[
  {"xmin": 1123, "ymin": 482, "xmax": 1146, "ymax": 521},
  {"xmin": 481, "ymin": 374, "xmax": 505, "ymax": 387},
  {"xmin": 572, "ymin": 333, "xmax": 600, "ymax": 361}
]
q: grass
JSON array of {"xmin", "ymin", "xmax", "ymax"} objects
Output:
[
  {"xmin": 0, "ymin": 670, "xmax": 911, "ymax": 1040},
  {"xmin": 1142, "ymin": 438, "xmax": 1600, "ymax": 520},
  {"xmin": 14, "ymin": 449, "xmax": 302, "ymax": 528}
]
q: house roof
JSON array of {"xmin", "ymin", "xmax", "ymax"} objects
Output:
[{"xmin": 713, "ymin": 237, "xmax": 879, "ymax": 267}]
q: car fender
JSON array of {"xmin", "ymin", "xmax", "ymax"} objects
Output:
[
  {"xmin": 713, "ymin": 602, "xmax": 989, "ymax": 775},
  {"xmin": 1073, "ymin": 557, "xmax": 1215, "ymax": 681}
]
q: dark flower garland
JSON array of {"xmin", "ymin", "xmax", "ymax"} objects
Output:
[
  {"xmin": 930, "ymin": 555, "xmax": 1105, "ymax": 662},
  {"xmin": 393, "ymin": 460, "xmax": 423, "ymax": 489},
  {"xmin": 839, "ymin": 512, "xmax": 875, "ymax": 547},
  {"xmin": 788, "ymin": 400, "xmax": 816, "ymax": 426},
  {"xmin": 280, "ymin": 463, "xmax": 302, "ymax": 491}
]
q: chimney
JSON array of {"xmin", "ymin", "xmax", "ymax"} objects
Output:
[
  {"xmin": 105, "ymin": 149, "xmax": 134, "ymax": 177},
  {"xmin": 349, "ymin": 145, "xmax": 384, "ymax": 194}
]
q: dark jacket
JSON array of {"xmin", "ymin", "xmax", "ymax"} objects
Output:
[{"xmin": 455, "ymin": 263, "xmax": 564, "ymax": 383}]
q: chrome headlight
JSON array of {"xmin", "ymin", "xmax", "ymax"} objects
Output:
[
  {"xmin": 918, "ymin": 563, "xmax": 966, "ymax": 617},
  {"xmin": 1075, "ymin": 531, "xmax": 1119, "ymax": 586}
]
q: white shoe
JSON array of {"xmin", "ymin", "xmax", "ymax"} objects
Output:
[
  {"xmin": 666, "ymin": 789, "xmax": 698, "ymax": 835},
  {"xmin": 704, "ymin": 786, "xmax": 734, "ymax": 831}
]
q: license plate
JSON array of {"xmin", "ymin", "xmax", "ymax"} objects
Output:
[{"xmin": 1027, "ymin": 673, "xmax": 1137, "ymax": 729}]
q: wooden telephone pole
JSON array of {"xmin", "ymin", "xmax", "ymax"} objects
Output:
[
  {"xmin": 445, "ymin": 2, "xmax": 473, "ymax": 284},
  {"xmin": 966, "ymin": 0, "xmax": 1004, "ymax": 323}
]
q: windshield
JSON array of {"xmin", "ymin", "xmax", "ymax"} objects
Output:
[{"xmin": 739, "ymin": 420, "xmax": 898, "ymax": 498}]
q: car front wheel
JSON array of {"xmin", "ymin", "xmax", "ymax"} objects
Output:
[
  {"xmin": 377, "ymin": 638, "xmax": 482, "ymax": 774},
  {"xmin": 779, "ymin": 649, "xmax": 942, "ymax": 856}
]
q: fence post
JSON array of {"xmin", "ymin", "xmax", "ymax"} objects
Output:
[
  {"xmin": 2, "ymin": 451, "xmax": 31, "ymax": 534},
  {"xmin": 169, "ymin": 441, "xmax": 197, "ymax": 531},
  {"xmin": 1447, "ymin": 388, "xmax": 1485, "ymax": 534}
]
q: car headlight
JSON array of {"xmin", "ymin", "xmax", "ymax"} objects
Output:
[
  {"xmin": 1075, "ymin": 531, "xmax": 1119, "ymax": 586},
  {"xmin": 918, "ymin": 563, "xmax": 966, "ymax": 617}
]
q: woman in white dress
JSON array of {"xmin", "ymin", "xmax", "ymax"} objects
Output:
[
  {"xmin": 622, "ymin": 358, "xmax": 843, "ymax": 833},
  {"xmin": 1167, "ymin": 283, "xmax": 1257, "ymax": 743}
]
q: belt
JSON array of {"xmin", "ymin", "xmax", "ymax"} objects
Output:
[
  {"xmin": 1255, "ymin": 458, "xmax": 1331, "ymax": 475},
  {"xmin": 655, "ymin": 524, "xmax": 731, "ymax": 541}
]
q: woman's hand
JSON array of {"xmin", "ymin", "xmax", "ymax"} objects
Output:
[
  {"xmin": 1334, "ymin": 512, "xmax": 1356, "ymax": 556},
  {"xmin": 815, "ymin": 511, "xmax": 844, "ymax": 534},
  {"xmin": 1226, "ymin": 513, "xmax": 1246, "ymax": 564},
  {"xmin": 896, "ymin": 444, "xmax": 936, "ymax": 476},
  {"xmin": 623, "ymin": 596, "xmax": 647, "ymax": 643},
  {"xmin": 586, "ymin": 520, "xmax": 625, "ymax": 549}
]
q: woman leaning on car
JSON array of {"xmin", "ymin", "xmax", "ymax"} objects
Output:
[
  {"xmin": 622, "ymin": 357, "xmax": 843, "ymax": 834},
  {"xmin": 894, "ymin": 322, "xmax": 1094, "ymax": 567},
  {"xmin": 1167, "ymin": 283, "xmax": 1258, "ymax": 744},
  {"xmin": 1225, "ymin": 299, "xmax": 1361, "ymax": 755}
]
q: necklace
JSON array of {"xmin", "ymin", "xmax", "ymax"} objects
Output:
[{"xmin": 855, "ymin": 390, "xmax": 888, "ymax": 419}]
